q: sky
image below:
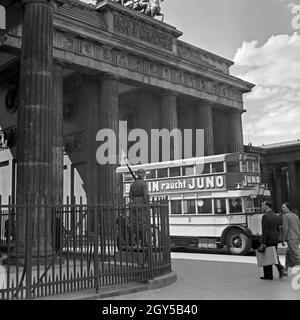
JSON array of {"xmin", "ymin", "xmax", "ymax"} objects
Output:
[
  {"xmin": 162, "ymin": 0, "xmax": 300, "ymax": 146},
  {"xmin": 84, "ymin": 0, "xmax": 300, "ymax": 146}
]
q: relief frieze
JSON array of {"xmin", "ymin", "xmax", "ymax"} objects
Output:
[
  {"xmin": 81, "ymin": 42, "xmax": 95, "ymax": 57},
  {"xmin": 113, "ymin": 13, "xmax": 173, "ymax": 51},
  {"xmin": 54, "ymin": 29, "xmax": 242, "ymax": 105},
  {"xmin": 63, "ymin": 36, "xmax": 76, "ymax": 52}
]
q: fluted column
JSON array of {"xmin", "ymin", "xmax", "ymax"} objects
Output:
[
  {"xmin": 14, "ymin": 0, "xmax": 55, "ymax": 259},
  {"xmin": 198, "ymin": 103, "xmax": 214, "ymax": 156},
  {"xmin": 75, "ymin": 75, "xmax": 100, "ymax": 203},
  {"xmin": 230, "ymin": 110, "xmax": 244, "ymax": 153},
  {"xmin": 52, "ymin": 62, "xmax": 64, "ymax": 206},
  {"xmin": 98, "ymin": 74, "xmax": 119, "ymax": 202},
  {"xmin": 161, "ymin": 91, "xmax": 178, "ymax": 160}
]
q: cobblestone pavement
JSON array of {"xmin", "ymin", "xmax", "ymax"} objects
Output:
[{"xmin": 100, "ymin": 253, "xmax": 300, "ymax": 300}]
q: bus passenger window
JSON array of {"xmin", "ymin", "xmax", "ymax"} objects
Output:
[
  {"xmin": 229, "ymin": 198, "xmax": 242, "ymax": 213},
  {"xmin": 182, "ymin": 165, "xmax": 194, "ymax": 176},
  {"xmin": 183, "ymin": 200, "xmax": 196, "ymax": 214},
  {"xmin": 124, "ymin": 173, "xmax": 134, "ymax": 182},
  {"xmin": 212, "ymin": 162, "xmax": 224, "ymax": 173},
  {"xmin": 197, "ymin": 199, "xmax": 212, "ymax": 214},
  {"xmin": 157, "ymin": 168, "xmax": 168, "ymax": 178},
  {"xmin": 226, "ymin": 162, "xmax": 239, "ymax": 173},
  {"xmin": 145, "ymin": 169, "xmax": 156, "ymax": 180},
  {"xmin": 214, "ymin": 198, "xmax": 226, "ymax": 215},
  {"xmin": 170, "ymin": 167, "xmax": 181, "ymax": 177},
  {"xmin": 170, "ymin": 200, "xmax": 182, "ymax": 214},
  {"xmin": 202, "ymin": 163, "xmax": 211, "ymax": 174}
]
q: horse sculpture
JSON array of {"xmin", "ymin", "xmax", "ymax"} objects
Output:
[
  {"xmin": 113, "ymin": 0, "xmax": 165, "ymax": 21},
  {"xmin": 144, "ymin": 0, "xmax": 164, "ymax": 21}
]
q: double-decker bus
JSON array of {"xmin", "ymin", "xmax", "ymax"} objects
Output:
[{"xmin": 116, "ymin": 152, "xmax": 271, "ymax": 255}]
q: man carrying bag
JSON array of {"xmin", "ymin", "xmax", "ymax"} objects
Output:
[{"xmin": 257, "ymin": 200, "xmax": 287, "ymax": 280}]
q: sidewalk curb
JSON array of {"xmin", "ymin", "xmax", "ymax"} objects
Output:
[{"xmin": 37, "ymin": 271, "xmax": 177, "ymax": 300}]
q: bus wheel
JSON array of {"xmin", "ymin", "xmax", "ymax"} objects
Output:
[{"xmin": 225, "ymin": 229, "xmax": 252, "ymax": 255}]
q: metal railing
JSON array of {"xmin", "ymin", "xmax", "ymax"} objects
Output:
[{"xmin": 0, "ymin": 196, "xmax": 171, "ymax": 299}]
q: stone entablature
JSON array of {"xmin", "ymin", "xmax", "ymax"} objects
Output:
[
  {"xmin": 4, "ymin": 27, "xmax": 248, "ymax": 110},
  {"xmin": 177, "ymin": 41, "xmax": 233, "ymax": 75}
]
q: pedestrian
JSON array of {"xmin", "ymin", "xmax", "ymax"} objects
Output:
[
  {"xmin": 258, "ymin": 200, "xmax": 287, "ymax": 280},
  {"xmin": 281, "ymin": 202, "xmax": 300, "ymax": 272},
  {"xmin": 129, "ymin": 168, "xmax": 149, "ymax": 247},
  {"xmin": 129, "ymin": 168, "xmax": 149, "ymax": 205}
]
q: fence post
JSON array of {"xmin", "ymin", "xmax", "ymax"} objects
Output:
[
  {"xmin": 25, "ymin": 201, "xmax": 32, "ymax": 300},
  {"xmin": 93, "ymin": 197, "xmax": 99, "ymax": 293}
]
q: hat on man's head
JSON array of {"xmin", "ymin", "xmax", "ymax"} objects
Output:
[{"xmin": 136, "ymin": 168, "xmax": 146, "ymax": 177}]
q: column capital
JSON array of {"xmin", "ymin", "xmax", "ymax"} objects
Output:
[
  {"xmin": 230, "ymin": 107, "xmax": 244, "ymax": 114},
  {"xmin": 22, "ymin": 0, "xmax": 57, "ymax": 9},
  {"xmin": 53, "ymin": 59, "xmax": 66, "ymax": 68},
  {"xmin": 161, "ymin": 89, "xmax": 178, "ymax": 98},
  {"xmin": 98, "ymin": 72, "xmax": 120, "ymax": 82},
  {"xmin": 197, "ymin": 100, "xmax": 214, "ymax": 108}
]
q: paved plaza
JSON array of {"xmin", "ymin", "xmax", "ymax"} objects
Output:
[{"xmin": 100, "ymin": 252, "xmax": 300, "ymax": 300}]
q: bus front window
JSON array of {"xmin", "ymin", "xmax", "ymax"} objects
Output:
[
  {"xmin": 240, "ymin": 161, "xmax": 247, "ymax": 172},
  {"xmin": 245, "ymin": 198, "xmax": 256, "ymax": 213}
]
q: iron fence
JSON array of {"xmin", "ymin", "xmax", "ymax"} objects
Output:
[{"xmin": 0, "ymin": 196, "xmax": 171, "ymax": 299}]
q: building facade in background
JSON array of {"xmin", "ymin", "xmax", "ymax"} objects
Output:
[{"xmin": 245, "ymin": 140, "xmax": 300, "ymax": 215}]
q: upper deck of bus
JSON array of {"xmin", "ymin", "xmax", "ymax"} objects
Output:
[{"xmin": 116, "ymin": 152, "xmax": 260, "ymax": 184}]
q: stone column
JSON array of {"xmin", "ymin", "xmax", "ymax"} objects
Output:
[
  {"xmin": 14, "ymin": 0, "xmax": 55, "ymax": 260},
  {"xmin": 98, "ymin": 74, "xmax": 119, "ymax": 202},
  {"xmin": 288, "ymin": 161, "xmax": 297, "ymax": 207},
  {"xmin": 198, "ymin": 103, "xmax": 214, "ymax": 156},
  {"xmin": 75, "ymin": 75, "xmax": 101, "ymax": 203},
  {"xmin": 230, "ymin": 110, "xmax": 244, "ymax": 153},
  {"xmin": 52, "ymin": 62, "xmax": 64, "ymax": 206},
  {"xmin": 161, "ymin": 91, "xmax": 178, "ymax": 160}
]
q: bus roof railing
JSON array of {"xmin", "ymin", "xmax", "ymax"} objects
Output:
[{"xmin": 116, "ymin": 152, "xmax": 259, "ymax": 174}]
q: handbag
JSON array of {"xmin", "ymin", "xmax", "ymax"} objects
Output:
[{"xmin": 256, "ymin": 246, "xmax": 279, "ymax": 267}]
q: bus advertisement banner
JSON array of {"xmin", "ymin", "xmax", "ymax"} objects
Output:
[
  {"xmin": 123, "ymin": 172, "xmax": 261, "ymax": 195},
  {"xmin": 124, "ymin": 175, "xmax": 226, "ymax": 194}
]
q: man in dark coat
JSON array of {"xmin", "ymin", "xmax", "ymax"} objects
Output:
[
  {"xmin": 129, "ymin": 168, "xmax": 149, "ymax": 205},
  {"xmin": 259, "ymin": 200, "xmax": 287, "ymax": 280},
  {"xmin": 129, "ymin": 168, "xmax": 149, "ymax": 246}
]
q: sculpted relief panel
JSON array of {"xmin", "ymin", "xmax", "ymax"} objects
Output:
[
  {"xmin": 55, "ymin": 30, "xmax": 243, "ymax": 105},
  {"xmin": 113, "ymin": 13, "xmax": 173, "ymax": 51}
]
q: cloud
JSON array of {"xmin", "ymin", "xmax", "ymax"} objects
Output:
[{"xmin": 232, "ymin": 33, "xmax": 300, "ymax": 145}]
